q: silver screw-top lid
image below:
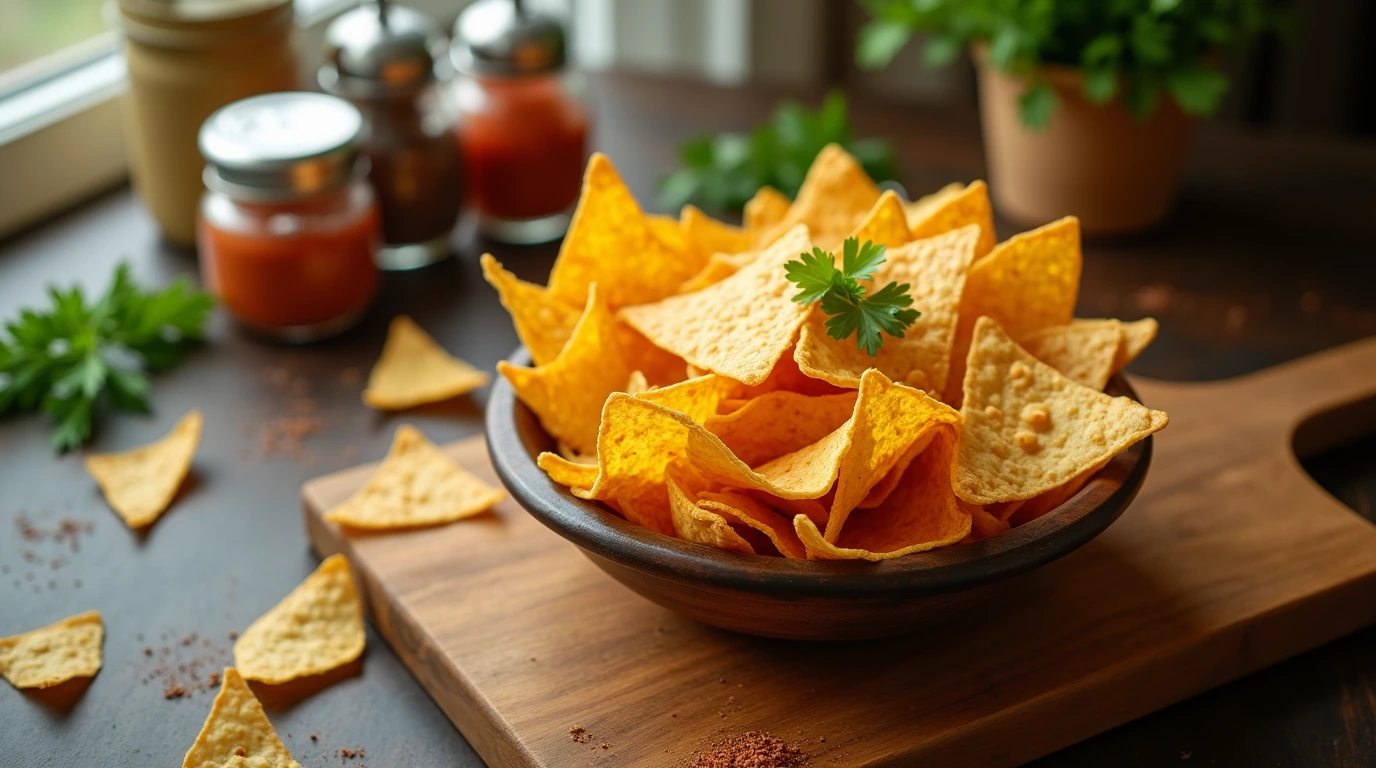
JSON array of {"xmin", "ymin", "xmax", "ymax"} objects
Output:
[
  {"xmin": 319, "ymin": 0, "xmax": 448, "ymax": 98},
  {"xmin": 199, "ymin": 92, "xmax": 364, "ymax": 201},
  {"xmin": 451, "ymin": 0, "xmax": 566, "ymax": 77}
]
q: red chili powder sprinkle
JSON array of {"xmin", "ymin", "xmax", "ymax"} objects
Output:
[{"xmin": 690, "ymin": 731, "xmax": 807, "ymax": 768}]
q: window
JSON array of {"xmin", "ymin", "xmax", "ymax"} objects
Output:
[{"xmin": 0, "ymin": 0, "xmax": 113, "ymax": 90}]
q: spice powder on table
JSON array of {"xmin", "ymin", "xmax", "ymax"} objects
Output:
[{"xmin": 690, "ymin": 730, "xmax": 808, "ymax": 768}]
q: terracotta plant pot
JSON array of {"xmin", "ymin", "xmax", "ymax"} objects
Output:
[{"xmin": 974, "ymin": 49, "xmax": 1196, "ymax": 235}]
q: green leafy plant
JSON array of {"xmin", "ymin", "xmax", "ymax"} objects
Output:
[
  {"xmin": 658, "ymin": 91, "xmax": 899, "ymax": 215},
  {"xmin": 0, "ymin": 263, "xmax": 214, "ymax": 451},
  {"xmin": 785, "ymin": 238, "xmax": 919, "ymax": 356},
  {"xmin": 857, "ymin": 0, "xmax": 1285, "ymax": 129}
]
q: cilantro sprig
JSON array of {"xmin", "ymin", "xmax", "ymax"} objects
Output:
[
  {"xmin": 784, "ymin": 238, "xmax": 919, "ymax": 356},
  {"xmin": 0, "ymin": 263, "xmax": 213, "ymax": 451}
]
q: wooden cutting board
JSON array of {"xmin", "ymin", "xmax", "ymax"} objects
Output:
[{"xmin": 302, "ymin": 337, "xmax": 1376, "ymax": 768}]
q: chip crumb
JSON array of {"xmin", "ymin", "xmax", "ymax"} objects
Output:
[
  {"xmin": 233, "ymin": 746, "xmax": 247, "ymax": 757},
  {"xmin": 690, "ymin": 730, "xmax": 807, "ymax": 768},
  {"xmin": 570, "ymin": 725, "xmax": 590, "ymax": 744},
  {"xmin": 164, "ymin": 685, "xmax": 186, "ymax": 699}
]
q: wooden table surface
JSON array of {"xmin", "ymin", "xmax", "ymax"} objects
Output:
[{"xmin": 1, "ymin": 74, "xmax": 1374, "ymax": 768}]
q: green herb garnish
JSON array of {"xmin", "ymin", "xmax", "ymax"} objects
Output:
[
  {"xmin": 0, "ymin": 263, "xmax": 213, "ymax": 451},
  {"xmin": 785, "ymin": 238, "xmax": 919, "ymax": 356}
]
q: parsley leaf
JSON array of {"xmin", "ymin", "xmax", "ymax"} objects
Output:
[
  {"xmin": 0, "ymin": 263, "xmax": 212, "ymax": 451},
  {"xmin": 784, "ymin": 238, "xmax": 920, "ymax": 356}
]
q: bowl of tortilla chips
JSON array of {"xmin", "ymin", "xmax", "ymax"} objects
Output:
[{"xmin": 483, "ymin": 148, "xmax": 1167, "ymax": 640}]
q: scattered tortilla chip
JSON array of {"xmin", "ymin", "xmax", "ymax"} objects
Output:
[
  {"xmin": 681, "ymin": 205, "xmax": 750, "ymax": 264},
  {"xmin": 757, "ymin": 144, "xmax": 880, "ymax": 251},
  {"xmin": 908, "ymin": 180, "xmax": 996, "ymax": 260},
  {"xmin": 679, "ymin": 250, "xmax": 759, "ymax": 294},
  {"xmin": 953, "ymin": 318, "xmax": 1168, "ymax": 505},
  {"xmin": 86, "ymin": 410, "xmax": 202, "ymax": 528},
  {"xmin": 324, "ymin": 425, "xmax": 504, "ymax": 529},
  {"xmin": 547, "ymin": 154, "xmax": 699, "ymax": 308},
  {"xmin": 0, "ymin": 611, "xmax": 103, "ymax": 689},
  {"xmin": 233, "ymin": 554, "xmax": 365, "ymax": 684},
  {"xmin": 667, "ymin": 476, "xmax": 755, "ymax": 555},
  {"xmin": 704, "ymin": 391, "xmax": 858, "ymax": 467},
  {"xmin": 794, "ymin": 225, "xmax": 981, "ymax": 395},
  {"xmin": 619, "ymin": 225, "xmax": 813, "ymax": 386},
  {"xmin": 364, "ymin": 316, "xmax": 490, "ymax": 410},
  {"xmin": 745, "ymin": 186, "xmax": 791, "ymax": 247},
  {"xmin": 1116, "ymin": 318, "xmax": 1158, "ymax": 371},
  {"xmin": 796, "ymin": 430, "xmax": 971, "ymax": 560},
  {"xmin": 904, "ymin": 182, "xmax": 964, "ymax": 229},
  {"xmin": 697, "ymin": 490, "xmax": 806, "ymax": 559},
  {"xmin": 499, "ymin": 284, "xmax": 631, "ymax": 455},
  {"xmin": 481, "ymin": 254, "xmax": 582, "ymax": 366},
  {"xmin": 848, "ymin": 190, "xmax": 913, "ymax": 249},
  {"xmin": 1020, "ymin": 319, "xmax": 1123, "ymax": 390},
  {"xmin": 182, "ymin": 668, "xmax": 301, "ymax": 768}
]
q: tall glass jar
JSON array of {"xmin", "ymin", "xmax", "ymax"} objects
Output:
[{"xmin": 197, "ymin": 93, "xmax": 381, "ymax": 342}]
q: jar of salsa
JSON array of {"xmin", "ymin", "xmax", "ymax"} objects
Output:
[
  {"xmin": 452, "ymin": 0, "xmax": 590, "ymax": 244},
  {"xmin": 197, "ymin": 92, "xmax": 381, "ymax": 342}
]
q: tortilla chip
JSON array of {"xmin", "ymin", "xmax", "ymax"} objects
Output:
[
  {"xmin": 324, "ymin": 425, "xmax": 504, "ymax": 529},
  {"xmin": 908, "ymin": 180, "xmax": 997, "ymax": 260},
  {"xmin": 637, "ymin": 374, "xmax": 742, "ymax": 425},
  {"xmin": 704, "ymin": 391, "xmax": 858, "ymax": 467},
  {"xmin": 183, "ymin": 668, "xmax": 301, "ymax": 768},
  {"xmin": 848, "ymin": 190, "xmax": 913, "ymax": 249},
  {"xmin": 1020, "ymin": 319, "xmax": 1123, "ymax": 391},
  {"xmin": 626, "ymin": 370, "xmax": 650, "ymax": 395},
  {"xmin": 233, "ymin": 554, "xmax": 365, "ymax": 684},
  {"xmin": 1007, "ymin": 460, "xmax": 1106, "ymax": 527},
  {"xmin": 481, "ymin": 254, "xmax": 583, "ymax": 366},
  {"xmin": 757, "ymin": 144, "xmax": 880, "ymax": 251},
  {"xmin": 0, "ymin": 611, "xmax": 102, "ymax": 689},
  {"xmin": 904, "ymin": 182, "xmax": 964, "ymax": 229},
  {"xmin": 794, "ymin": 225, "xmax": 980, "ymax": 395},
  {"xmin": 547, "ymin": 154, "xmax": 698, "ymax": 308},
  {"xmin": 953, "ymin": 318, "xmax": 1168, "ymax": 505},
  {"xmin": 745, "ymin": 186, "xmax": 791, "ymax": 247},
  {"xmin": 667, "ymin": 475, "xmax": 755, "ymax": 555},
  {"xmin": 1116, "ymin": 317, "xmax": 1158, "ymax": 371},
  {"xmin": 966, "ymin": 504, "xmax": 1011, "ymax": 541},
  {"xmin": 681, "ymin": 205, "xmax": 750, "ymax": 264},
  {"xmin": 364, "ymin": 316, "xmax": 490, "ymax": 410},
  {"xmin": 499, "ymin": 284, "xmax": 631, "ymax": 455},
  {"xmin": 86, "ymin": 410, "xmax": 201, "ymax": 528},
  {"xmin": 538, "ymin": 452, "xmax": 599, "ymax": 492},
  {"xmin": 619, "ymin": 225, "xmax": 813, "ymax": 386},
  {"xmin": 647, "ymin": 213, "xmax": 691, "ymax": 258},
  {"xmin": 616, "ymin": 322, "xmax": 687, "ymax": 388},
  {"xmin": 697, "ymin": 490, "xmax": 807, "ymax": 559},
  {"xmin": 679, "ymin": 250, "xmax": 759, "ymax": 294},
  {"xmin": 796, "ymin": 430, "xmax": 971, "ymax": 560}
]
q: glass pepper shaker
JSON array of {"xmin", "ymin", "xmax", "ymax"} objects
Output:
[
  {"xmin": 452, "ymin": 0, "xmax": 590, "ymax": 244},
  {"xmin": 320, "ymin": 0, "xmax": 463, "ymax": 270}
]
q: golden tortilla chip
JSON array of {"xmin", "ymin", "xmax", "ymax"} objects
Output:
[
  {"xmin": 908, "ymin": 180, "xmax": 996, "ymax": 260},
  {"xmin": 848, "ymin": 190, "xmax": 913, "ymax": 249},
  {"xmin": 480, "ymin": 254, "xmax": 582, "ymax": 366},
  {"xmin": 697, "ymin": 490, "xmax": 806, "ymax": 559},
  {"xmin": 681, "ymin": 205, "xmax": 750, "ymax": 264},
  {"xmin": 678, "ymin": 250, "xmax": 758, "ymax": 294},
  {"xmin": 0, "ymin": 611, "xmax": 102, "ymax": 689},
  {"xmin": 616, "ymin": 322, "xmax": 687, "ymax": 388},
  {"xmin": 704, "ymin": 391, "xmax": 858, "ymax": 467},
  {"xmin": 745, "ymin": 186, "xmax": 791, "ymax": 247},
  {"xmin": 1116, "ymin": 317, "xmax": 1158, "ymax": 371},
  {"xmin": 757, "ymin": 144, "xmax": 880, "ymax": 251},
  {"xmin": 1008, "ymin": 460, "xmax": 1106, "ymax": 527},
  {"xmin": 1020, "ymin": 319, "xmax": 1123, "ymax": 391},
  {"xmin": 364, "ymin": 316, "xmax": 490, "ymax": 410},
  {"xmin": 233, "ymin": 554, "xmax": 365, "ymax": 684},
  {"xmin": 953, "ymin": 318, "xmax": 1168, "ymax": 505},
  {"xmin": 499, "ymin": 284, "xmax": 631, "ymax": 455},
  {"xmin": 86, "ymin": 410, "xmax": 201, "ymax": 528},
  {"xmin": 619, "ymin": 225, "xmax": 813, "ymax": 386},
  {"xmin": 324, "ymin": 425, "xmax": 504, "ymax": 529},
  {"xmin": 626, "ymin": 370, "xmax": 650, "ymax": 396},
  {"xmin": 183, "ymin": 668, "xmax": 301, "ymax": 768},
  {"xmin": 795, "ymin": 430, "xmax": 971, "ymax": 560},
  {"xmin": 903, "ymin": 182, "xmax": 964, "ymax": 229},
  {"xmin": 547, "ymin": 154, "xmax": 698, "ymax": 308},
  {"xmin": 637, "ymin": 374, "xmax": 742, "ymax": 425},
  {"xmin": 667, "ymin": 475, "xmax": 755, "ymax": 555},
  {"xmin": 966, "ymin": 504, "xmax": 1010, "ymax": 541},
  {"xmin": 646, "ymin": 213, "xmax": 691, "ymax": 258},
  {"xmin": 538, "ymin": 452, "xmax": 599, "ymax": 492},
  {"xmin": 794, "ymin": 225, "xmax": 981, "ymax": 395}
]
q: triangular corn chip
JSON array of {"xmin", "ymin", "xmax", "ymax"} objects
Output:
[
  {"xmin": 636, "ymin": 374, "xmax": 743, "ymax": 425},
  {"xmin": 1020, "ymin": 319, "xmax": 1124, "ymax": 390},
  {"xmin": 625, "ymin": 370, "xmax": 650, "ymax": 395},
  {"xmin": 794, "ymin": 225, "xmax": 980, "ymax": 394},
  {"xmin": 744, "ymin": 186, "xmax": 791, "ymax": 247},
  {"xmin": 324, "ymin": 425, "xmax": 504, "ymax": 529},
  {"xmin": 480, "ymin": 254, "xmax": 582, "ymax": 366},
  {"xmin": 538, "ymin": 452, "xmax": 599, "ymax": 493},
  {"xmin": 847, "ymin": 190, "xmax": 913, "ymax": 249},
  {"xmin": 667, "ymin": 475, "xmax": 755, "ymax": 555},
  {"xmin": 757, "ymin": 144, "xmax": 880, "ymax": 251},
  {"xmin": 903, "ymin": 182, "xmax": 964, "ymax": 229},
  {"xmin": 364, "ymin": 316, "xmax": 490, "ymax": 410},
  {"xmin": 697, "ymin": 490, "xmax": 807, "ymax": 559},
  {"xmin": 704, "ymin": 391, "xmax": 858, "ymax": 467},
  {"xmin": 619, "ymin": 225, "xmax": 813, "ymax": 386},
  {"xmin": 499, "ymin": 284, "xmax": 631, "ymax": 455},
  {"xmin": 953, "ymin": 318, "xmax": 1168, "ymax": 505},
  {"xmin": 646, "ymin": 213, "xmax": 692, "ymax": 259},
  {"xmin": 681, "ymin": 204, "xmax": 750, "ymax": 264},
  {"xmin": 678, "ymin": 250, "xmax": 758, "ymax": 294},
  {"xmin": 183, "ymin": 668, "xmax": 301, "ymax": 768},
  {"xmin": 547, "ymin": 154, "xmax": 698, "ymax": 308},
  {"xmin": 908, "ymin": 180, "xmax": 997, "ymax": 260},
  {"xmin": 1116, "ymin": 317, "xmax": 1158, "ymax": 371},
  {"xmin": 0, "ymin": 611, "xmax": 102, "ymax": 689},
  {"xmin": 233, "ymin": 554, "xmax": 365, "ymax": 684},
  {"xmin": 86, "ymin": 410, "xmax": 201, "ymax": 528}
]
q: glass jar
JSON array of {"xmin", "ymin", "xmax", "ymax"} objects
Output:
[
  {"xmin": 452, "ymin": 0, "xmax": 590, "ymax": 244},
  {"xmin": 197, "ymin": 93, "xmax": 381, "ymax": 342}
]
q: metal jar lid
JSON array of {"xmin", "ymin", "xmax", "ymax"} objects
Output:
[
  {"xmin": 111, "ymin": 0, "xmax": 293, "ymax": 50},
  {"xmin": 319, "ymin": 0, "xmax": 449, "ymax": 98},
  {"xmin": 199, "ymin": 92, "xmax": 364, "ymax": 201},
  {"xmin": 451, "ymin": 0, "xmax": 566, "ymax": 77}
]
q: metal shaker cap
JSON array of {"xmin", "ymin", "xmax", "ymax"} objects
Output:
[
  {"xmin": 451, "ymin": 0, "xmax": 566, "ymax": 77},
  {"xmin": 320, "ymin": 0, "xmax": 449, "ymax": 97}
]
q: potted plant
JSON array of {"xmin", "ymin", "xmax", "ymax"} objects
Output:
[{"xmin": 858, "ymin": 0, "xmax": 1284, "ymax": 234}]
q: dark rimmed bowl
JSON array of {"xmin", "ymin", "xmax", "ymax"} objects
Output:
[{"xmin": 486, "ymin": 349, "xmax": 1152, "ymax": 641}]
